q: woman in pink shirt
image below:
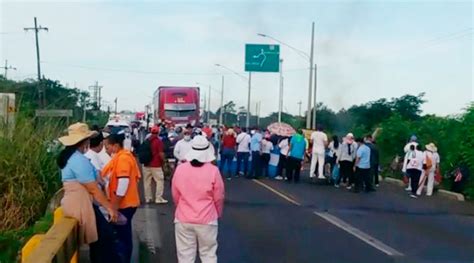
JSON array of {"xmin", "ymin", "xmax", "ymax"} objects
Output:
[{"xmin": 172, "ymin": 135, "xmax": 225, "ymax": 263}]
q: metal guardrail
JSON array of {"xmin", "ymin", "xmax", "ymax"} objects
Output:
[{"xmin": 21, "ymin": 207, "xmax": 79, "ymax": 263}]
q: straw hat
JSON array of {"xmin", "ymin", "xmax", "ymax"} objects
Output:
[
  {"xmin": 426, "ymin": 143, "xmax": 438, "ymax": 152},
  {"xmin": 185, "ymin": 135, "xmax": 216, "ymax": 163},
  {"xmin": 58, "ymin": 123, "xmax": 98, "ymax": 146}
]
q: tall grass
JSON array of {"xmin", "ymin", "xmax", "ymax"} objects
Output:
[{"xmin": 0, "ymin": 117, "xmax": 63, "ymax": 232}]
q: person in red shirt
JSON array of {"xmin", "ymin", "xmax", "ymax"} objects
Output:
[
  {"xmin": 219, "ymin": 128, "xmax": 237, "ymax": 180},
  {"xmin": 143, "ymin": 126, "xmax": 167, "ymax": 204}
]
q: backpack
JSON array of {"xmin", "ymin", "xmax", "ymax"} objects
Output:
[
  {"xmin": 425, "ymin": 153, "xmax": 433, "ymax": 171},
  {"xmin": 138, "ymin": 139, "xmax": 153, "ymax": 165}
]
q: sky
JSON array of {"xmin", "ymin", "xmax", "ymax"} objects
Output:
[{"xmin": 1, "ymin": 0, "xmax": 473, "ymax": 117}]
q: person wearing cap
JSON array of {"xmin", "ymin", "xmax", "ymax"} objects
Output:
[
  {"xmin": 143, "ymin": 126, "xmax": 167, "ymax": 204},
  {"xmin": 404, "ymin": 135, "xmax": 419, "ymax": 153},
  {"xmin": 310, "ymin": 125, "xmax": 329, "ymax": 179},
  {"xmin": 286, "ymin": 129, "xmax": 307, "ymax": 183},
  {"xmin": 174, "ymin": 129, "xmax": 193, "ymax": 164},
  {"xmin": 101, "ymin": 133, "xmax": 141, "ymax": 263},
  {"xmin": 336, "ymin": 133, "xmax": 358, "ymax": 188},
  {"xmin": 236, "ymin": 128, "xmax": 251, "ymax": 177},
  {"xmin": 57, "ymin": 123, "xmax": 119, "ymax": 262},
  {"xmin": 172, "ymin": 135, "xmax": 225, "ymax": 263},
  {"xmin": 417, "ymin": 143, "xmax": 440, "ymax": 196}
]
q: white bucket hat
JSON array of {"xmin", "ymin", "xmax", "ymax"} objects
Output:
[
  {"xmin": 58, "ymin": 122, "xmax": 98, "ymax": 146},
  {"xmin": 185, "ymin": 135, "xmax": 216, "ymax": 163}
]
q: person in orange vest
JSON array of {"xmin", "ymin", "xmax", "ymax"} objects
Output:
[{"xmin": 102, "ymin": 132, "xmax": 141, "ymax": 262}]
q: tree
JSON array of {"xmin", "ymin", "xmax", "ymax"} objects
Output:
[{"xmin": 391, "ymin": 93, "xmax": 426, "ymax": 120}]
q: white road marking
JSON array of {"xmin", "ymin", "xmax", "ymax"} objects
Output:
[{"xmin": 314, "ymin": 211, "xmax": 404, "ymax": 257}]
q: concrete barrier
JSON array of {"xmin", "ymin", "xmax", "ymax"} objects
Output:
[
  {"xmin": 22, "ymin": 207, "xmax": 79, "ymax": 263},
  {"xmin": 383, "ymin": 177, "xmax": 465, "ymax": 201}
]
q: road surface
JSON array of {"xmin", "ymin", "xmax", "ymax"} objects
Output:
[{"xmin": 134, "ymin": 171, "xmax": 474, "ymax": 263}]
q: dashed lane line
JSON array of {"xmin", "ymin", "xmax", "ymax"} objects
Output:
[{"xmin": 251, "ymin": 179, "xmax": 404, "ymax": 257}]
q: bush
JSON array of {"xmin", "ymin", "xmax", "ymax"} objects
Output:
[{"xmin": 0, "ymin": 118, "xmax": 62, "ymax": 232}]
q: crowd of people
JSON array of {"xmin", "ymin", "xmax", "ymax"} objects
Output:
[{"xmin": 55, "ymin": 120, "xmax": 444, "ymax": 263}]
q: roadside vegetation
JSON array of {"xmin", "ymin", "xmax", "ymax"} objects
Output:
[{"xmin": 0, "ymin": 77, "xmax": 108, "ymax": 262}]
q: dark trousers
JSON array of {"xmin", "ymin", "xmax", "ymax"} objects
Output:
[
  {"xmin": 114, "ymin": 207, "xmax": 137, "ymax": 263},
  {"xmin": 251, "ymin": 151, "xmax": 262, "ymax": 178},
  {"xmin": 90, "ymin": 205, "xmax": 121, "ymax": 263},
  {"xmin": 236, "ymin": 152, "xmax": 250, "ymax": 176},
  {"xmin": 338, "ymin": 160, "xmax": 354, "ymax": 185},
  {"xmin": 286, "ymin": 156, "xmax": 302, "ymax": 183},
  {"xmin": 219, "ymin": 148, "xmax": 235, "ymax": 178},
  {"xmin": 355, "ymin": 167, "xmax": 372, "ymax": 192},
  {"xmin": 277, "ymin": 154, "xmax": 288, "ymax": 178},
  {"xmin": 407, "ymin": 169, "xmax": 422, "ymax": 195},
  {"xmin": 261, "ymin": 153, "xmax": 271, "ymax": 177},
  {"xmin": 372, "ymin": 165, "xmax": 379, "ymax": 185}
]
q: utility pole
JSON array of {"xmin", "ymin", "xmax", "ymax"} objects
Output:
[
  {"xmin": 89, "ymin": 81, "xmax": 103, "ymax": 110},
  {"xmin": 114, "ymin": 98, "xmax": 118, "ymax": 115},
  {"xmin": 298, "ymin": 101, "xmax": 302, "ymax": 116},
  {"xmin": 278, "ymin": 59, "xmax": 284, "ymax": 123},
  {"xmin": 24, "ymin": 17, "xmax": 48, "ymax": 107},
  {"xmin": 1, "ymin": 60, "xmax": 17, "ymax": 79},
  {"xmin": 312, "ymin": 64, "xmax": 317, "ymax": 128},
  {"xmin": 306, "ymin": 22, "xmax": 315, "ymax": 129},
  {"xmin": 207, "ymin": 85, "xmax": 211, "ymax": 123},
  {"xmin": 256, "ymin": 101, "xmax": 261, "ymax": 127},
  {"xmin": 219, "ymin": 76, "xmax": 224, "ymax": 126}
]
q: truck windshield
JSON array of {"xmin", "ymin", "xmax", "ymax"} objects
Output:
[{"xmin": 165, "ymin": 110, "xmax": 195, "ymax": 117}]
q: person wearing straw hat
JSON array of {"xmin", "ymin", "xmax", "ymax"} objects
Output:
[
  {"xmin": 417, "ymin": 143, "xmax": 440, "ymax": 196},
  {"xmin": 57, "ymin": 123, "xmax": 119, "ymax": 263},
  {"xmin": 336, "ymin": 133, "xmax": 358, "ymax": 189},
  {"xmin": 172, "ymin": 135, "xmax": 225, "ymax": 263}
]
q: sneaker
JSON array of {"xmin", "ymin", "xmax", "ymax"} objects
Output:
[
  {"xmin": 405, "ymin": 187, "xmax": 412, "ymax": 191},
  {"xmin": 375, "ymin": 184, "xmax": 379, "ymax": 188},
  {"xmin": 346, "ymin": 185, "xmax": 352, "ymax": 190},
  {"xmin": 318, "ymin": 175, "xmax": 326, "ymax": 180},
  {"xmin": 226, "ymin": 177, "xmax": 232, "ymax": 181},
  {"xmin": 145, "ymin": 199, "xmax": 153, "ymax": 204},
  {"xmin": 334, "ymin": 184, "xmax": 340, "ymax": 188},
  {"xmin": 309, "ymin": 174, "xmax": 316, "ymax": 178},
  {"xmin": 155, "ymin": 198, "xmax": 169, "ymax": 204},
  {"xmin": 275, "ymin": 176, "xmax": 283, "ymax": 180},
  {"xmin": 410, "ymin": 194, "xmax": 418, "ymax": 199}
]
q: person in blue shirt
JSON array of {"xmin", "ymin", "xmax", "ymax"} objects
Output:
[
  {"xmin": 353, "ymin": 137, "xmax": 375, "ymax": 193},
  {"xmin": 57, "ymin": 123, "xmax": 119, "ymax": 263},
  {"xmin": 250, "ymin": 128, "xmax": 263, "ymax": 179},
  {"xmin": 286, "ymin": 130, "xmax": 307, "ymax": 183}
]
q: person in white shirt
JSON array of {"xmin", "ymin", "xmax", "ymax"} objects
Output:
[
  {"xmin": 173, "ymin": 130, "xmax": 193, "ymax": 164},
  {"xmin": 235, "ymin": 128, "xmax": 251, "ymax": 177},
  {"xmin": 403, "ymin": 144, "xmax": 424, "ymax": 198},
  {"xmin": 310, "ymin": 125, "xmax": 328, "ymax": 179},
  {"xmin": 85, "ymin": 132, "xmax": 110, "ymax": 172},
  {"xmin": 417, "ymin": 143, "xmax": 440, "ymax": 196},
  {"xmin": 336, "ymin": 133, "xmax": 358, "ymax": 189},
  {"xmin": 124, "ymin": 133, "xmax": 133, "ymax": 152},
  {"xmin": 276, "ymin": 137, "xmax": 290, "ymax": 180},
  {"xmin": 403, "ymin": 135, "xmax": 418, "ymax": 153},
  {"xmin": 260, "ymin": 136, "xmax": 274, "ymax": 178}
]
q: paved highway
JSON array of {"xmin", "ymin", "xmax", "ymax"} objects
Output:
[{"xmin": 134, "ymin": 172, "xmax": 474, "ymax": 263}]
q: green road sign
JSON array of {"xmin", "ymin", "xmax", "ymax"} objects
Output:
[{"xmin": 245, "ymin": 44, "xmax": 280, "ymax": 72}]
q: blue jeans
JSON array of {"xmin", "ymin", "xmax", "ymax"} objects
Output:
[
  {"xmin": 220, "ymin": 148, "xmax": 235, "ymax": 178},
  {"xmin": 236, "ymin": 152, "xmax": 250, "ymax": 176},
  {"xmin": 114, "ymin": 207, "xmax": 137, "ymax": 263}
]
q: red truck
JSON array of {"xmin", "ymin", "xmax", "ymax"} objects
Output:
[{"xmin": 153, "ymin": 86, "xmax": 200, "ymax": 126}]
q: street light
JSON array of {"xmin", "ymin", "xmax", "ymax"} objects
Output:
[
  {"xmin": 215, "ymin": 63, "xmax": 252, "ymax": 128},
  {"xmin": 258, "ymin": 22, "xmax": 316, "ymax": 129}
]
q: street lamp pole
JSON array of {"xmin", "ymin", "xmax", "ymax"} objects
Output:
[
  {"xmin": 247, "ymin": 72, "xmax": 252, "ymax": 128},
  {"xmin": 307, "ymin": 22, "xmax": 315, "ymax": 129},
  {"xmin": 278, "ymin": 59, "xmax": 284, "ymax": 123},
  {"xmin": 220, "ymin": 76, "xmax": 224, "ymax": 126},
  {"xmin": 207, "ymin": 85, "xmax": 211, "ymax": 123},
  {"xmin": 313, "ymin": 64, "xmax": 317, "ymax": 128}
]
